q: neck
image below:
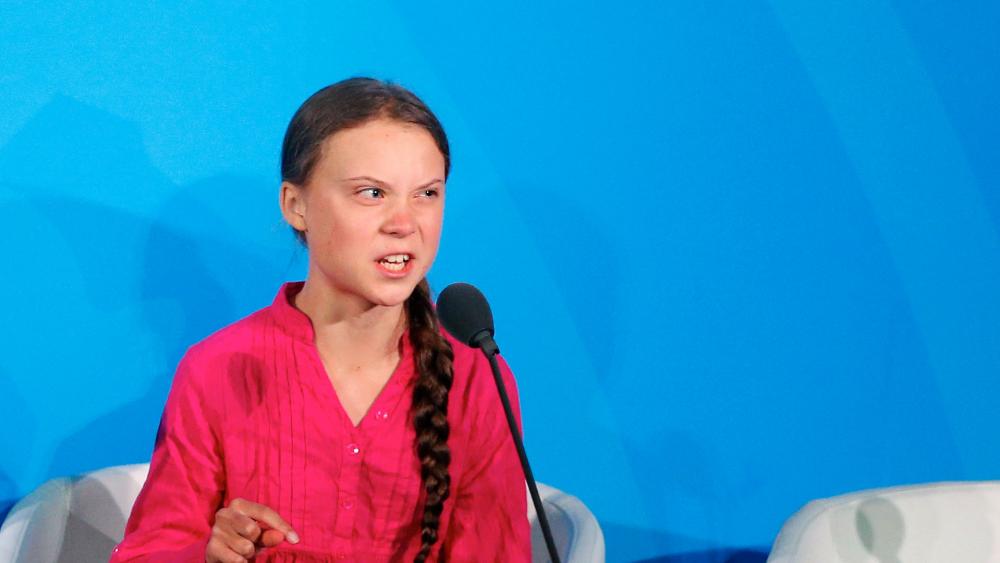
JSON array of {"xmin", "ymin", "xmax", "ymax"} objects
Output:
[{"xmin": 294, "ymin": 277, "xmax": 407, "ymax": 362}]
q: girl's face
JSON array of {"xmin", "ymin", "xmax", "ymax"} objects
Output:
[{"xmin": 281, "ymin": 118, "xmax": 446, "ymax": 310}]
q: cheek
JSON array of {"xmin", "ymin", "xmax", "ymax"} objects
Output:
[
  {"xmin": 423, "ymin": 230, "xmax": 443, "ymax": 276},
  {"xmin": 422, "ymin": 223, "xmax": 444, "ymax": 256},
  {"xmin": 309, "ymin": 220, "xmax": 344, "ymax": 253},
  {"xmin": 422, "ymin": 207, "xmax": 445, "ymax": 240},
  {"xmin": 309, "ymin": 209, "xmax": 365, "ymax": 252}
]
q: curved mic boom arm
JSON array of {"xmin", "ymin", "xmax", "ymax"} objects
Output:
[{"xmin": 477, "ymin": 333, "xmax": 561, "ymax": 563}]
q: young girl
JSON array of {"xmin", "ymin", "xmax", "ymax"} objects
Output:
[{"xmin": 111, "ymin": 78, "xmax": 531, "ymax": 562}]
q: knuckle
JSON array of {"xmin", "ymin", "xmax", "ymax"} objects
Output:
[
  {"xmin": 205, "ymin": 538, "xmax": 223, "ymax": 560},
  {"xmin": 260, "ymin": 506, "xmax": 285, "ymax": 526},
  {"xmin": 211, "ymin": 519, "xmax": 228, "ymax": 535}
]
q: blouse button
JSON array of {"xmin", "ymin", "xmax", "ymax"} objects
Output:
[
  {"xmin": 346, "ymin": 443, "xmax": 361, "ymax": 456},
  {"xmin": 375, "ymin": 409, "xmax": 389, "ymax": 421},
  {"xmin": 341, "ymin": 498, "xmax": 355, "ymax": 510}
]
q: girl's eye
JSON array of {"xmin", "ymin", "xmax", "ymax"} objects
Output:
[
  {"xmin": 358, "ymin": 187, "xmax": 384, "ymax": 199},
  {"xmin": 419, "ymin": 188, "xmax": 440, "ymax": 198}
]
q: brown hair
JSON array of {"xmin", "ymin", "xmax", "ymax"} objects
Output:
[{"xmin": 281, "ymin": 78, "xmax": 454, "ymax": 562}]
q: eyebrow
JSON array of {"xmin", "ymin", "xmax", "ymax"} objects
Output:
[{"xmin": 341, "ymin": 176, "xmax": 444, "ymax": 189}]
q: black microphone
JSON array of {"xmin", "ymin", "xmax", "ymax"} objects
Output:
[
  {"xmin": 436, "ymin": 283, "xmax": 499, "ymax": 355},
  {"xmin": 436, "ymin": 283, "xmax": 562, "ymax": 563}
]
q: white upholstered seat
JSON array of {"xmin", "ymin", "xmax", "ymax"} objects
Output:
[
  {"xmin": 769, "ymin": 481, "xmax": 1000, "ymax": 562},
  {"xmin": 0, "ymin": 464, "xmax": 604, "ymax": 563}
]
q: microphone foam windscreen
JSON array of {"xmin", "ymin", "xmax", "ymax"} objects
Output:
[{"xmin": 435, "ymin": 283, "xmax": 495, "ymax": 347}]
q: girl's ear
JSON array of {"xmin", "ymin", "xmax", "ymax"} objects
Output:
[{"xmin": 279, "ymin": 181, "xmax": 308, "ymax": 233}]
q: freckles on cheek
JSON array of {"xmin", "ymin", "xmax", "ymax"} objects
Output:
[
  {"xmin": 308, "ymin": 231, "xmax": 341, "ymax": 263},
  {"xmin": 318, "ymin": 217, "xmax": 347, "ymax": 245}
]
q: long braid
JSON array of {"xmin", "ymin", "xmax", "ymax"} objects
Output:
[{"xmin": 407, "ymin": 278, "xmax": 454, "ymax": 562}]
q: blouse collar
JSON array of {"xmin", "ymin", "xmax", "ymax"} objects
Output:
[
  {"xmin": 270, "ymin": 281, "xmax": 314, "ymax": 344},
  {"xmin": 269, "ymin": 282, "xmax": 414, "ymax": 367}
]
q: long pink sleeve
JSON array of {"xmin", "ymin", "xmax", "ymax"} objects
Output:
[{"xmin": 110, "ymin": 346, "xmax": 225, "ymax": 562}]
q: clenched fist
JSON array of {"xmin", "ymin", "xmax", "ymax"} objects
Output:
[{"xmin": 206, "ymin": 498, "xmax": 299, "ymax": 563}]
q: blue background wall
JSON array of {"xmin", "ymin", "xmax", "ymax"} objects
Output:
[{"xmin": 1, "ymin": 2, "xmax": 998, "ymax": 561}]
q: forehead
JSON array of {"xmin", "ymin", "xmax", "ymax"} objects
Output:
[{"xmin": 313, "ymin": 118, "xmax": 445, "ymax": 180}]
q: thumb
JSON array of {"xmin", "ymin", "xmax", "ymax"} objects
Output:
[{"xmin": 260, "ymin": 528, "xmax": 287, "ymax": 547}]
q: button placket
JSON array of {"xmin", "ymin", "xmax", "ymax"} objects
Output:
[{"xmin": 333, "ymin": 432, "xmax": 364, "ymax": 550}]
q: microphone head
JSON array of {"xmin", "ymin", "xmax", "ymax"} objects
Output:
[{"xmin": 436, "ymin": 283, "xmax": 495, "ymax": 348}]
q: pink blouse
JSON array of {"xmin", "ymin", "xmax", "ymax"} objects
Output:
[{"xmin": 110, "ymin": 282, "xmax": 530, "ymax": 562}]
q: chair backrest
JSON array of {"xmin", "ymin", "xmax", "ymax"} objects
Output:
[
  {"xmin": 0, "ymin": 464, "xmax": 604, "ymax": 563},
  {"xmin": 0, "ymin": 464, "xmax": 150, "ymax": 563},
  {"xmin": 768, "ymin": 481, "xmax": 1000, "ymax": 562},
  {"xmin": 529, "ymin": 483, "xmax": 605, "ymax": 563}
]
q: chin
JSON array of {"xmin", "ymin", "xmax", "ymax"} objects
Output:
[{"xmin": 368, "ymin": 286, "xmax": 419, "ymax": 308}]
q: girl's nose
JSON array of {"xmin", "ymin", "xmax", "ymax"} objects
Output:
[{"xmin": 381, "ymin": 203, "xmax": 417, "ymax": 237}]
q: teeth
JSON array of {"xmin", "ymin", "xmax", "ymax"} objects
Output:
[
  {"xmin": 380, "ymin": 254, "xmax": 410, "ymax": 271},
  {"xmin": 382, "ymin": 261, "xmax": 405, "ymax": 271}
]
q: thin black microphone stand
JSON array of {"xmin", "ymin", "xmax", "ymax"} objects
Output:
[{"xmin": 474, "ymin": 334, "xmax": 562, "ymax": 563}]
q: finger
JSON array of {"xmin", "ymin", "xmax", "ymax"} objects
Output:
[
  {"xmin": 223, "ymin": 512, "xmax": 262, "ymax": 543},
  {"xmin": 238, "ymin": 502, "xmax": 299, "ymax": 544},
  {"xmin": 231, "ymin": 514, "xmax": 263, "ymax": 542},
  {"xmin": 206, "ymin": 536, "xmax": 248, "ymax": 563},
  {"xmin": 212, "ymin": 528, "xmax": 256, "ymax": 560},
  {"xmin": 226, "ymin": 536, "xmax": 256, "ymax": 560}
]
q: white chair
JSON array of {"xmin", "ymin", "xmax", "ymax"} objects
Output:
[
  {"xmin": 768, "ymin": 481, "xmax": 1000, "ymax": 562},
  {"xmin": 0, "ymin": 464, "xmax": 148, "ymax": 563},
  {"xmin": 0, "ymin": 464, "xmax": 604, "ymax": 563},
  {"xmin": 528, "ymin": 483, "xmax": 605, "ymax": 563}
]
